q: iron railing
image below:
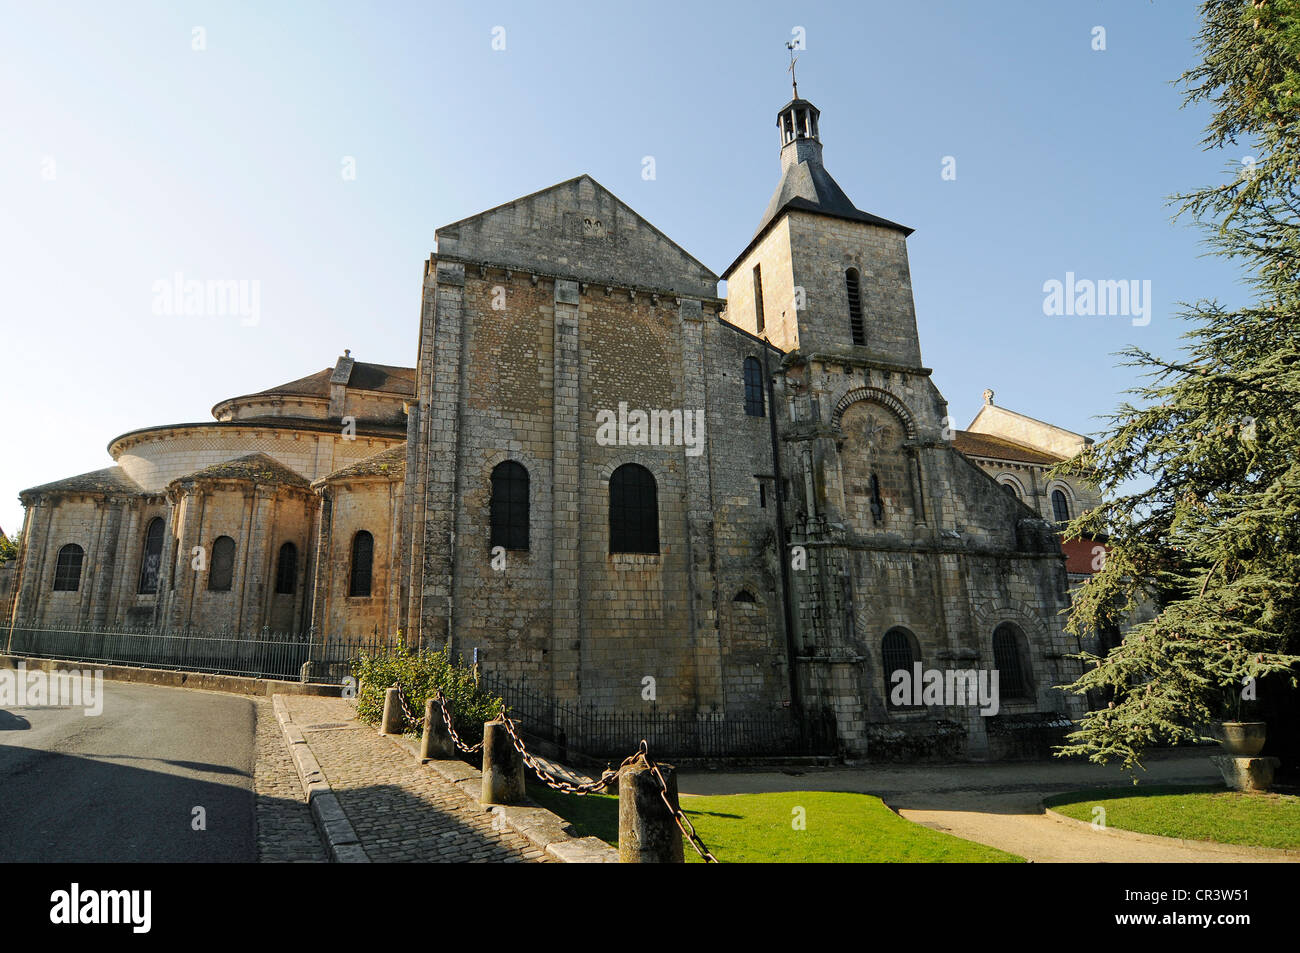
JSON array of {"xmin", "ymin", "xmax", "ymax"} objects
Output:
[
  {"xmin": 483, "ymin": 672, "xmax": 838, "ymax": 759},
  {"xmin": 3, "ymin": 623, "xmax": 394, "ymax": 683}
]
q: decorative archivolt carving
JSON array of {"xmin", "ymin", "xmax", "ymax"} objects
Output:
[{"xmin": 831, "ymin": 387, "xmax": 917, "ymax": 439}]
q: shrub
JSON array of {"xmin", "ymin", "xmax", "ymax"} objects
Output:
[{"xmin": 352, "ymin": 641, "xmax": 502, "ymax": 743}]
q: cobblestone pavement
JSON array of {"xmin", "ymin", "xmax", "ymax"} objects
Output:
[
  {"xmin": 254, "ymin": 698, "xmax": 329, "ymax": 863},
  {"xmin": 281, "ymin": 695, "xmax": 551, "ymax": 863}
]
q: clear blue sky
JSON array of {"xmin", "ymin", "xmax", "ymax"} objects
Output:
[{"xmin": 0, "ymin": 0, "xmax": 1247, "ymax": 535}]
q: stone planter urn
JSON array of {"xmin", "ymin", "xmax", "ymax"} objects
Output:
[{"xmin": 1219, "ymin": 720, "xmax": 1267, "ymax": 757}]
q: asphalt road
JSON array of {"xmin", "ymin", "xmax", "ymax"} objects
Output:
[{"xmin": 0, "ymin": 680, "xmax": 257, "ymax": 862}]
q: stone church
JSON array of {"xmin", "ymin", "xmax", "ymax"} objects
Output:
[{"xmin": 6, "ymin": 87, "xmax": 1103, "ymax": 757}]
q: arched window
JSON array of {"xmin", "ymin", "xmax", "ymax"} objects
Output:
[
  {"xmin": 993, "ymin": 623, "xmax": 1032, "ymax": 700},
  {"xmin": 274, "ymin": 542, "xmax": 298, "ymax": 595},
  {"xmin": 846, "ymin": 268, "xmax": 865, "ymax": 346},
  {"xmin": 1001, "ymin": 482, "xmax": 1020, "ymax": 499},
  {"xmin": 137, "ymin": 518, "xmax": 165, "ymax": 593},
  {"xmin": 1051, "ymin": 489, "xmax": 1071, "ymax": 523},
  {"xmin": 882, "ymin": 627, "xmax": 920, "ymax": 708},
  {"xmin": 733, "ymin": 589, "xmax": 757, "ymax": 604},
  {"xmin": 490, "ymin": 461, "xmax": 530, "ymax": 551},
  {"xmin": 609, "ymin": 463, "xmax": 659, "ymax": 554},
  {"xmin": 209, "ymin": 536, "xmax": 236, "ymax": 592},
  {"xmin": 349, "ymin": 531, "xmax": 374, "ymax": 597},
  {"xmin": 743, "ymin": 357, "xmax": 765, "ymax": 417},
  {"xmin": 52, "ymin": 544, "xmax": 84, "ymax": 591}
]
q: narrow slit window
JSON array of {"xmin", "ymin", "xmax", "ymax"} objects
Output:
[
  {"xmin": 743, "ymin": 357, "xmax": 765, "ymax": 417},
  {"xmin": 753, "ymin": 264, "xmax": 765, "ymax": 334},
  {"xmin": 137, "ymin": 518, "xmax": 164, "ymax": 594},
  {"xmin": 275, "ymin": 542, "xmax": 298, "ymax": 595}
]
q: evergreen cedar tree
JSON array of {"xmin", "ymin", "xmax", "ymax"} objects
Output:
[{"xmin": 1053, "ymin": 0, "xmax": 1300, "ymax": 773}]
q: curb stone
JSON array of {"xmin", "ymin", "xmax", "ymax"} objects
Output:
[
  {"xmin": 383, "ymin": 731, "xmax": 618, "ymax": 863},
  {"xmin": 271, "ymin": 693, "xmax": 370, "ymax": 863},
  {"xmin": 1041, "ymin": 803, "xmax": 1300, "ymax": 859}
]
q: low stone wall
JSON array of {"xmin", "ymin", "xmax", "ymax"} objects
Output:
[
  {"xmin": 984, "ymin": 712, "xmax": 1073, "ymax": 760},
  {"xmin": 0, "ymin": 653, "xmax": 342, "ymax": 698},
  {"xmin": 864, "ymin": 719, "xmax": 967, "ymax": 762}
]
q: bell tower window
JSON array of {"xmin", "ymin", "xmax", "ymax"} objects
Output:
[{"xmin": 847, "ymin": 268, "xmax": 865, "ymax": 346}]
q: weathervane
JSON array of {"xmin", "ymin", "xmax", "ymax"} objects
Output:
[{"xmin": 786, "ymin": 40, "xmax": 799, "ymax": 98}]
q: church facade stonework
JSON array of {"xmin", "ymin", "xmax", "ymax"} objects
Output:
[{"xmin": 7, "ymin": 91, "xmax": 1099, "ymax": 758}]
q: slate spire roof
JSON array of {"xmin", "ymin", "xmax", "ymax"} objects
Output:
[
  {"xmin": 752, "ymin": 141, "xmax": 912, "ymax": 241},
  {"xmin": 756, "ymin": 93, "xmax": 912, "ymax": 242},
  {"xmin": 724, "ymin": 90, "xmax": 911, "ymax": 278}
]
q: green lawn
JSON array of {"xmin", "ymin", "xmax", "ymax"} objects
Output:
[
  {"xmin": 527, "ymin": 783, "xmax": 1023, "ymax": 863},
  {"xmin": 1044, "ymin": 784, "xmax": 1300, "ymax": 850}
]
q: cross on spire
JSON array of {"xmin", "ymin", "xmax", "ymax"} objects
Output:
[{"xmin": 786, "ymin": 41, "xmax": 799, "ymax": 98}]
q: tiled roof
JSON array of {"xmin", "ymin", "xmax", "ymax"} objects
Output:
[
  {"xmin": 952, "ymin": 431, "xmax": 1066, "ymax": 466},
  {"xmin": 247, "ymin": 362, "xmax": 415, "ymax": 401},
  {"xmin": 318, "ymin": 445, "xmax": 406, "ymax": 483},
  {"xmin": 21, "ymin": 466, "xmax": 145, "ymax": 498},
  {"xmin": 174, "ymin": 453, "xmax": 311, "ymax": 487}
]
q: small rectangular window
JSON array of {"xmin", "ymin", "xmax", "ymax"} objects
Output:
[{"xmin": 759, "ymin": 481, "xmax": 767, "ymax": 508}]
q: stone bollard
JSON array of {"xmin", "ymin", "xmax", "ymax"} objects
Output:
[
  {"xmin": 481, "ymin": 718, "xmax": 526, "ymax": 804},
  {"xmin": 379, "ymin": 686, "xmax": 403, "ymax": 735},
  {"xmin": 618, "ymin": 756, "xmax": 684, "ymax": 863},
  {"xmin": 420, "ymin": 697, "xmax": 458, "ymax": 761}
]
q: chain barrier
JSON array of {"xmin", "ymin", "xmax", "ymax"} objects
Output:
[
  {"xmin": 496, "ymin": 704, "xmax": 632, "ymax": 795},
  {"xmin": 393, "ymin": 683, "xmax": 718, "ymax": 862},
  {"xmin": 494, "ymin": 704, "xmax": 719, "ymax": 863},
  {"xmin": 391, "ymin": 682, "xmax": 419, "ymax": 725},
  {"xmin": 645, "ymin": 753, "xmax": 718, "ymax": 863},
  {"xmin": 391, "ymin": 684, "xmax": 483, "ymax": 754}
]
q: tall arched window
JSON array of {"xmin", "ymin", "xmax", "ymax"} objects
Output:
[
  {"xmin": 209, "ymin": 536, "xmax": 236, "ymax": 592},
  {"xmin": 274, "ymin": 542, "xmax": 298, "ymax": 595},
  {"xmin": 1051, "ymin": 489, "xmax": 1071, "ymax": 523},
  {"xmin": 609, "ymin": 463, "xmax": 659, "ymax": 554},
  {"xmin": 349, "ymin": 531, "xmax": 374, "ymax": 597},
  {"xmin": 137, "ymin": 517, "xmax": 165, "ymax": 593},
  {"xmin": 1000, "ymin": 481, "xmax": 1020, "ymax": 500},
  {"xmin": 882, "ymin": 627, "xmax": 920, "ymax": 708},
  {"xmin": 993, "ymin": 623, "xmax": 1032, "ymax": 700},
  {"xmin": 743, "ymin": 357, "xmax": 765, "ymax": 417},
  {"xmin": 846, "ymin": 268, "xmax": 865, "ymax": 346},
  {"xmin": 52, "ymin": 544, "xmax": 84, "ymax": 591},
  {"xmin": 490, "ymin": 461, "xmax": 530, "ymax": 551}
]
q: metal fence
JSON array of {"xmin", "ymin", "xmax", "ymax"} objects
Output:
[
  {"xmin": 2, "ymin": 623, "xmax": 394, "ymax": 683},
  {"xmin": 483, "ymin": 672, "xmax": 838, "ymax": 760}
]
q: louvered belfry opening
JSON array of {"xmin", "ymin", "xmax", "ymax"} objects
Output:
[{"xmin": 846, "ymin": 268, "xmax": 865, "ymax": 346}]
